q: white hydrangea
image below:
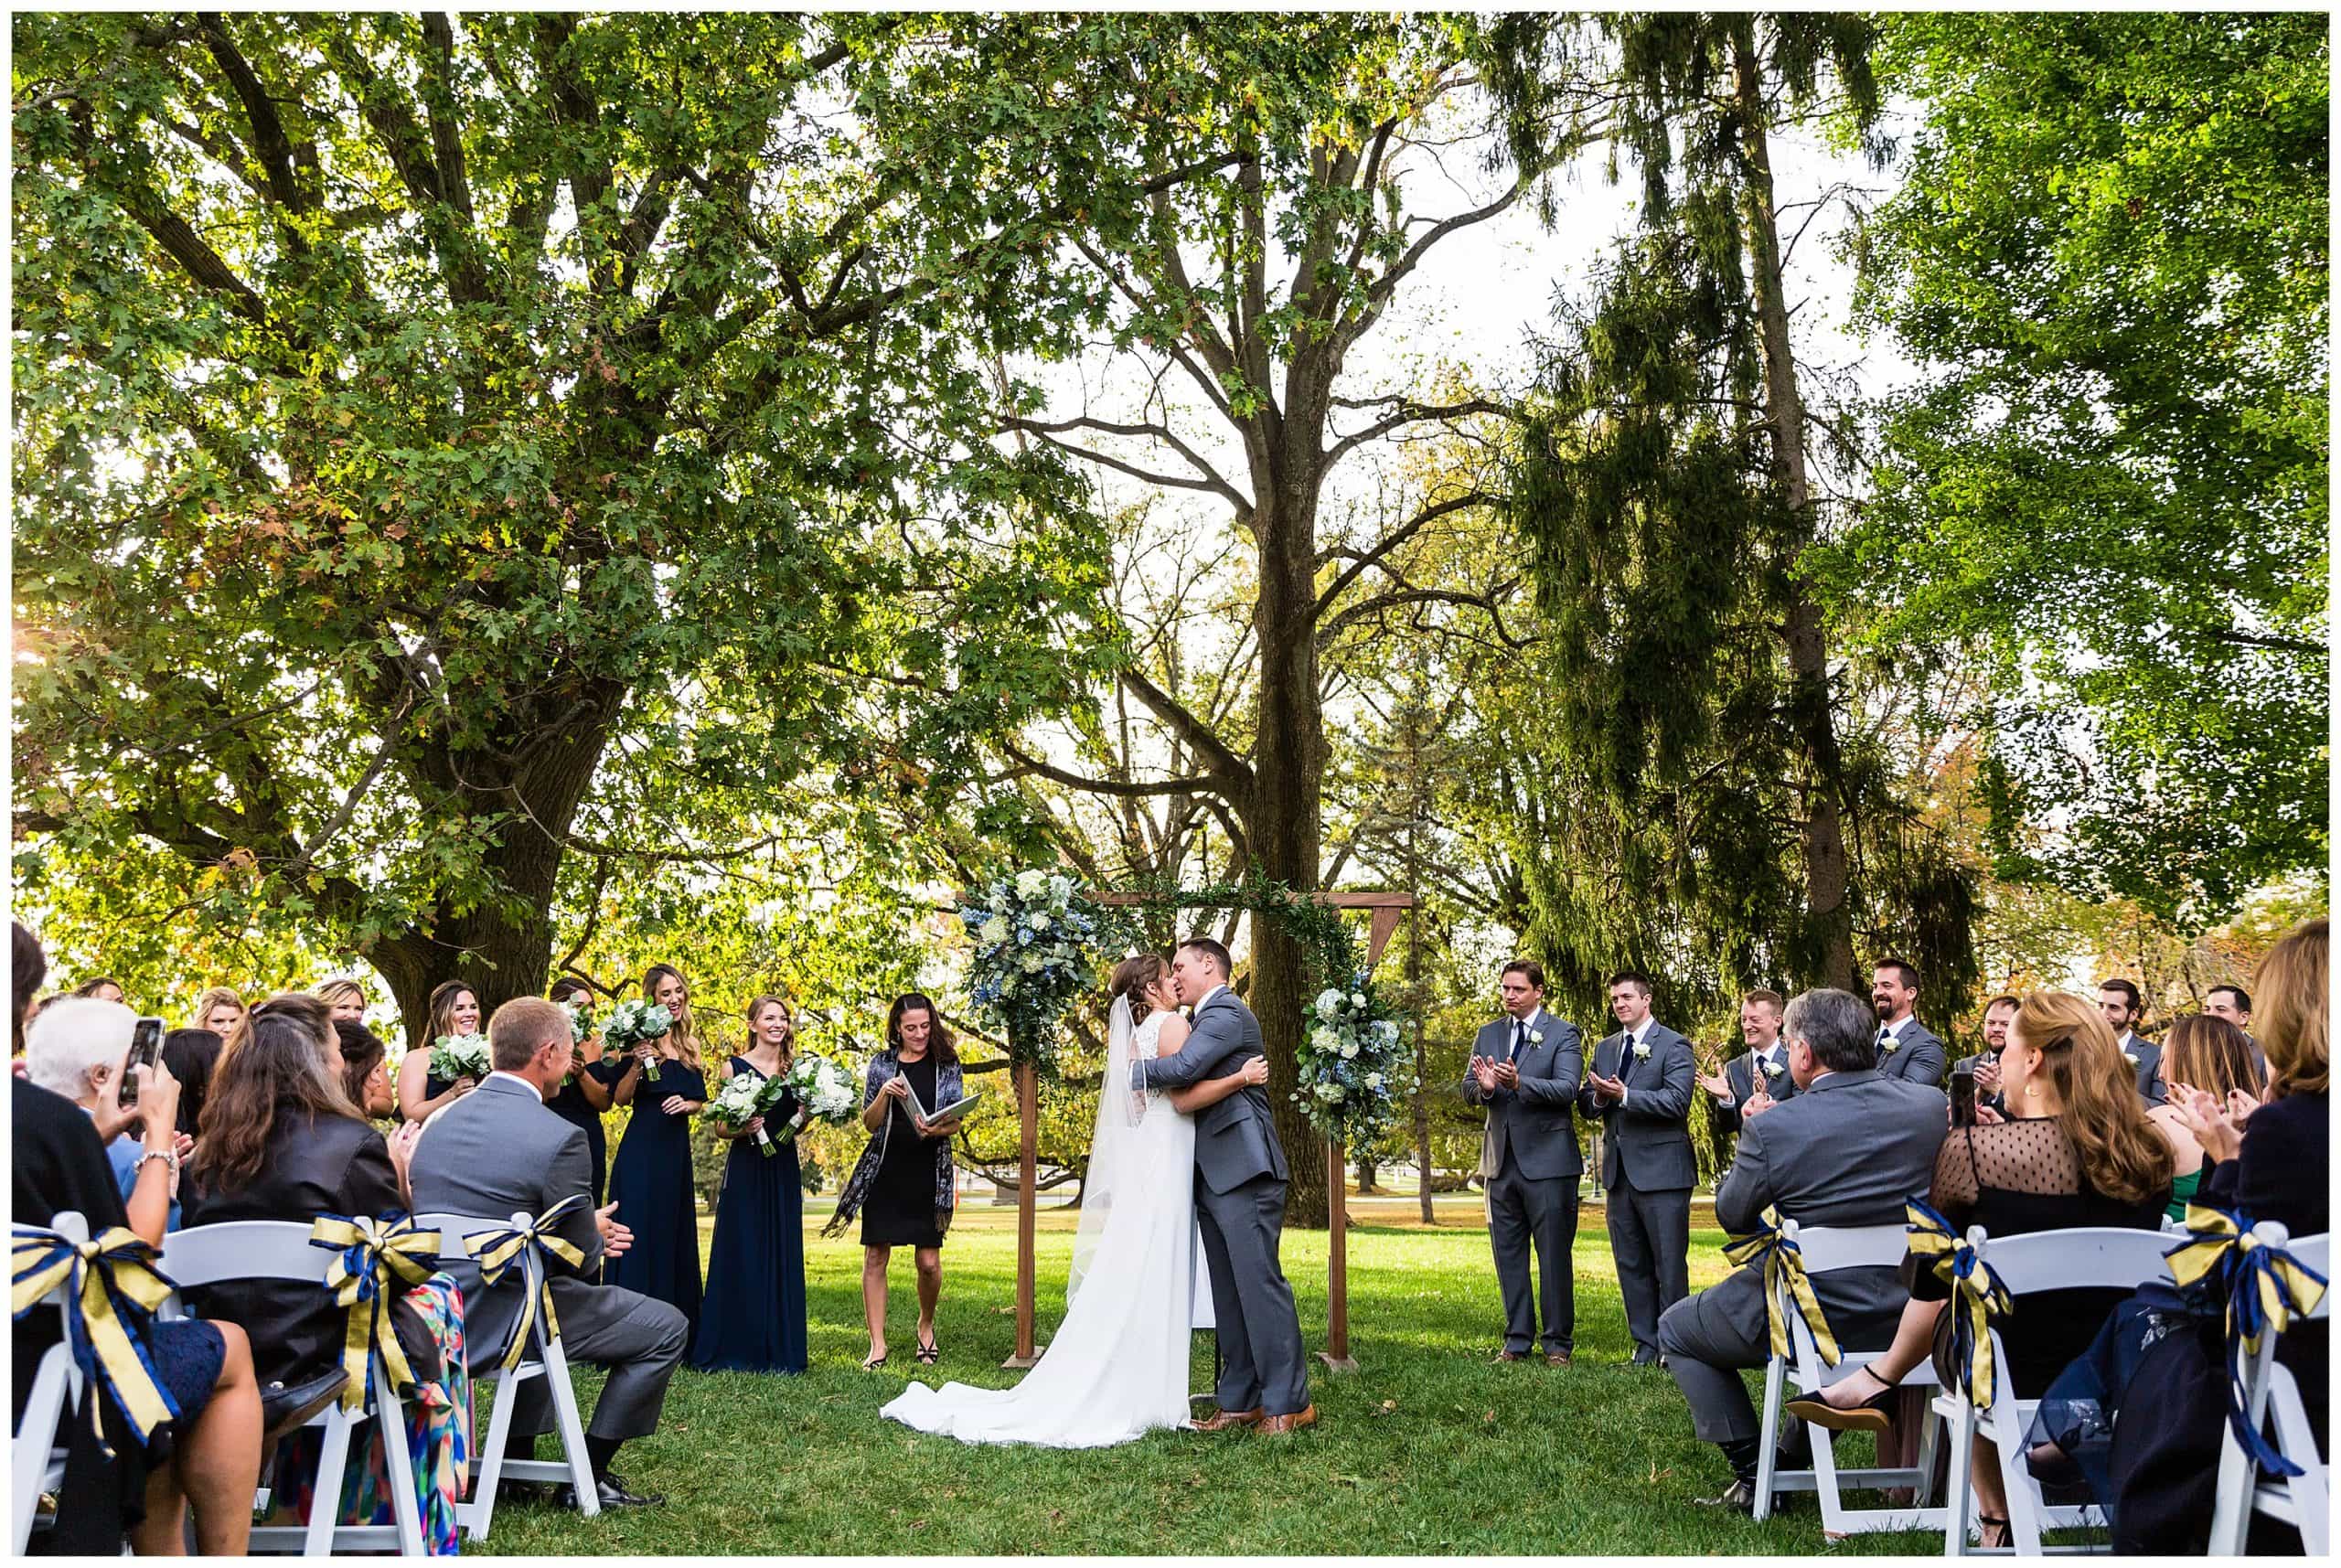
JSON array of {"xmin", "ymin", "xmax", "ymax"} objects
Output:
[
  {"xmin": 1340, "ymin": 1040, "xmax": 1359, "ymax": 1059},
  {"xmin": 1021, "ymin": 953, "xmax": 1044, "ymax": 973},
  {"xmin": 1028, "ymin": 912, "xmax": 1051, "ymax": 932},
  {"xmin": 980, "ymin": 916, "xmax": 1010, "ymax": 944},
  {"xmin": 1315, "ymin": 989, "xmax": 1343, "ymax": 1020},
  {"xmin": 1015, "ymin": 869, "xmax": 1048, "ymax": 898}
]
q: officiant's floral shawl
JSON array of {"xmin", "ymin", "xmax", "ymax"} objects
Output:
[{"xmin": 823, "ymin": 1048, "xmax": 965, "ymax": 1240}]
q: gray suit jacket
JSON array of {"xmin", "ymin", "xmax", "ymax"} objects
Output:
[
  {"xmin": 2123, "ymin": 1036, "xmax": 2166, "ymax": 1105},
  {"xmin": 1461, "ymin": 1009, "xmax": 1584, "ymax": 1182},
  {"xmin": 1577, "ymin": 1021, "xmax": 1696, "ymax": 1191},
  {"xmin": 1710, "ymin": 1044, "xmax": 1801, "ymax": 1142},
  {"xmin": 1716, "ymin": 1068, "xmax": 1949, "ymax": 1330},
  {"xmin": 1136, "ymin": 988, "xmax": 1288, "ymax": 1195},
  {"xmin": 1876, "ymin": 1018, "xmax": 1947, "ymax": 1089},
  {"xmin": 409, "ymin": 1074, "xmax": 603, "ymax": 1365}
]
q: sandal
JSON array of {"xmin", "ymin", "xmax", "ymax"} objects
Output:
[
  {"xmin": 1784, "ymin": 1365, "xmax": 1897, "ymax": 1434},
  {"xmin": 915, "ymin": 1333, "xmax": 939, "ymax": 1365},
  {"xmin": 1977, "ymin": 1514, "xmax": 2011, "ymax": 1550},
  {"xmin": 861, "ymin": 1349, "xmax": 889, "ymax": 1371}
]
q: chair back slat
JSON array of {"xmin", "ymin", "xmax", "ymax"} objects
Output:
[
  {"xmin": 1972, "ymin": 1225, "xmax": 2174, "ymax": 1295},
  {"xmin": 1778, "ymin": 1220, "xmax": 1908, "ymax": 1275},
  {"xmin": 160, "ymin": 1221, "xmax": 334, "ymax": 1286}
]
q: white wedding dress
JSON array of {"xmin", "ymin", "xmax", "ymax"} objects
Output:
[{"xmin": 881, "ymin": 1003, "xmax": 1195, "ymax": 1447}]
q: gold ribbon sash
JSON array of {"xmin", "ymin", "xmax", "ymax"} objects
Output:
[
  {"xmin": 1722, "ymin": 1206, "xmax": 1840, "ymax": 1366},
  {"xmin": 11, "ymin": 1226, "xmax": 182, "ymax": 1455},
  {"xmin": 467, "ymin": 1194, "xmax": 590, "ymax": 1371},
  {"xmin": 308, "ymin": 1213, "xmax": 442, "ymax": 1411},
  {"xmin": 1904, "ymin": 1200, "xmax": 2013, "ymax": 1410}
]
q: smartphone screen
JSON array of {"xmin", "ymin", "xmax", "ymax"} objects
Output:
[
  {"xmin": 1950, "ymin": 1062, "xmax": 1977, "ymax": 1127},
  {"xmin": 119, "ymin": 1017, "xmax": 166, "ymax": 1109}
]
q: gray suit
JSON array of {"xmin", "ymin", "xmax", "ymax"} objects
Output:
[
  {"xmin": 1875, "ymin": 1017, "xmax": 1947, "ymax": 1089},
  {"xmin": 1709, "ymin": 1044, "xmax": 1801, "ymax": 1153},
  {"xmin": 1136, "ymin": 987, "xmax": 1308, "ymax": 1416},
  {"xmin": 1660, "ymin": 1068, "xmax": 1949, "ymax": 1442},
  {"xmin": 2122, "ymin": 1035, "xmax": 2166, "ymax": 1106},
  {"xmin": 1461, "ymin": 1009, "xmax": 1583, "ymax": 1355},
  {"xmin": 1577, "ymin": 1020, "xmax": 1695, "ymax": 1360},
  {"xmin": 411, "ymin": 1075, "xmax": 688, "ymax": 1442}
]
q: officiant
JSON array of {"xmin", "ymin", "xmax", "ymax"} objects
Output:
[{"xmin": 1461, "ymin": 960, "xmax": 1585, "ymax": 1366}]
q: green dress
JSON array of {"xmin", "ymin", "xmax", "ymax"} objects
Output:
[{"xmin": 2164, "ymin": 1165, "xmax": 2203, "ymax": 1221}]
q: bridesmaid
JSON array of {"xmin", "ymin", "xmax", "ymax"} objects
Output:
[
  {"xmin": 544, "ymin": 977, "xmax": 621, "ymax": 1208},
  {"xmin": 606, "ymin": 963, "xmax": 708, "ymax": 1351},
  {"xmin": 396, "ymin": 979, "xmax": 481, "ymax": 1123},
  {"xmin": 691, "ymin": 996, "xmax": 811, "ymax": 1374}
]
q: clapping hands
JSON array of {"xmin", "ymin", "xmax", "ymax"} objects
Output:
[{"xmin": 2169, "ymin": 1082, "xmax": 2257, "ymax": 1165}]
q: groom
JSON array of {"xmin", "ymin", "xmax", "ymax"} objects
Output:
[{"xmin": 1133, "ymin": 937, "xmax": 1315, "ymax": 1435}]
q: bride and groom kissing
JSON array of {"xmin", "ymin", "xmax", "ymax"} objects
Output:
[{"xmin": 883, "ymin": 938, "xmax": 1317, "ymax": 1446}]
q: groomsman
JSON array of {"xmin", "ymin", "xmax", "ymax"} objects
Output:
[
  {"xmin": 1462, "ymin": 961, "xmax": 1584, "ymax": 1366},
  {"xmin": 1868, "ymin": 957, "xmax": 1946, "ymax": 1088},
  {"xmin": 1971, "ymin": 993, "xmax": 2020, "ymax": 1115},
  {"xmin": 2099, "ymin": 977, "xmax": 2164, "ymax": 1104},
  {"xmin": 1577, "ymin": 970, "xmax": 1694, "ymax": 1367},
  {"xmin": 1697, "ymin": 990, "xmax": 1798, "ymax": 1172},
  {"xmin": 2205, "ymin": 985, "xmax": 2268, "ymax": 1078}
]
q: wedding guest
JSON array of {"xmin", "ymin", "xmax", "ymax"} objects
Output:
[
  {"xmin": 693, "ymin": 995, "xmax": 811, "ymax": 1374},
  {"xmin": 1794, "ymin": 989, "xmax": 2171, "ymax": 1548},
  {"xmin": 2204, "ymin": 981, "xmax": 2268, "ymax": 1077},
  {"xmin": 196, "ymin": 986, "xmax": 246, "ymax": 1040},
  {"xmin": 1972, "ymin": 994, "xmax": 2020, "ymax": 1111},
  {"xmin": 1699, "ymin": 990, "xmax": 1798, "ymax": 1166},
  {"xmin": 184, "ymin": 993, "xmax": 464, "ymax": 1545},
  {"xmin": 1577, "ymin": 970, "xmax": 1694, "ymax": 1367},
  {"xmin": 315, "ymin": 976, "xmax": 369, "ymax": 1022},
  {"xmin": 162, "ymin": 1026, "xmax": 225, "ymax": 1140},
  {"xmin": 2099, "ymin": 976, "xmax": 2165, "ymax": 1104},
  {"xmin": 1869, "ymin": 957, "xmax": 1947, "ymax": 1087},
  {"xmin": 27, "ymin": 997, "xmax": 192, "ymax": 1229},
  {"xmin": 72, "ymin": 976, "xmax": 128, "ymax": 1005},
  {"xmin": 606, "ymin": 963, "xmax": 708, "ymax": 1353},
  {"xmin": 546, "ymin": 976, "xmax": 619, "ymax": 1207},
  {"xmin": 412, "ymin": 997, "xmax": 687, "ymax": 1510},
  {"xmin": 15, "ymin": 1046, "xmax": 261, "ymax": 1555},
  {"xmin": 334, "ymin": 1018, "xmax": 396, "ymax": 1117},
  {"xmin": 828, "ymin": 991, "xmax": 967, "ymax": 1370},
  {"xmin": 397, "ymin": 978, "xmax": 482, "ymax": 1123},
  {"xmin": 1664, "ymin": 987, "xmax": 1948, "ymax": 1512},
  {"xmin": 2142, "ymin": 1014, "xmax": 2259, "ymax": 1220},
  {"xmin": 1461, "ymin": 960, "xmax": 1583, "ymax": 1366}
]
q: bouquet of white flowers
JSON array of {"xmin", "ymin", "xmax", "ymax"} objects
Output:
[
  {"xmin": 601, "ymin": 998, "xmax": 674, "ymax": 1083},
  {"xmin": 560, "ymin": 997, "xmax": 593, "ymax": 1044},
  {"xmin": 428, "ymin": 1032, "xmax": 491, "ymax": 1083},
  {"xmin": 786, "ymin": 1052, "xmax": 862, "ymax": 1126},
  {"xmin": 705, "ymin": 1070, "xmax": 793, "ymax": 1156},
  {"xmin": 1292, "ymin": 975, "xmax": 1413, "ymax": 1147}
]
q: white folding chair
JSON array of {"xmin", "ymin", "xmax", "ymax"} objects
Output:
[
  {"xmin": 11, "ymin": 1211, "xmax": 90, "ymax": 1552},
  {"xmin": 1753, "ymin": 1220, "xmax": 1948, "ymax": 1538},
  {"xmin": 412, "ymin": 1211, "xmax": 599, "ymax": 1541},
  {"xmin": 1933, "ymin": 1225, "xmax": 2177, "ymax": 1555},
  {"xmin": 2207, "ymin": 1227, "xmax": 2329, "ymax": 1556},
  {"xmin": 159, "ymin": 1220, "xmax": 431, "ymax": 1555}
]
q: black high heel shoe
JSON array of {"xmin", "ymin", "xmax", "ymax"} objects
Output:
[{"xmin": 1784, "ymin": 1366, "xmax": 1897, "ymax": 1434}]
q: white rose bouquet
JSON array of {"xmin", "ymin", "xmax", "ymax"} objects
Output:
[
  {"xmin": 428, "ymin": 1032, "xmax": 491, "ymax": 1083},
  {"xmin": 786, "ymin": 1052, "xmax": 862, "ymax": 1127},
  {"xmin": 1293, "ymin": 975, "xmax": 1413, "ymax": 1147},
  {"xmin": 704, "ymin": 1071, "xmax": 779, "ymax": 1154},
  {"xmin": 601, "ymin": 998, "xmax": 675, "ymax": 1083}
]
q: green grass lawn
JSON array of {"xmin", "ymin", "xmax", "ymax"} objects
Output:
[{"xmin": 469, "ymin": 1201, "xmax": 1942, "ymax": 1555}]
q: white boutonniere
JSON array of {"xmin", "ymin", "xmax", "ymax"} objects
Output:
[
  {"xmin": 1880, "ymin": 1036, "xmax": 1900, "ymax": 1054},
  {"xmin": 1761, "ymin": 1058, "xmax": 1784, "ymax": 1078},
  {"xmin": 1528, "ymin": 1029, "xmax": 1545, "ymax": 1047},
  {"xmin": 2122, "ymin": 1051, "xmax": 2140, "ymax": 1068},
  {"xmin": 1632, "ymin": 1040, "xmax": 1651, "ymax": 1061}
]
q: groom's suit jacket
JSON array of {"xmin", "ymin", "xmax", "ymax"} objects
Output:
[{"xmin": 1136, "ymin": 987, "xmax": 1288, "ymax": 1195}]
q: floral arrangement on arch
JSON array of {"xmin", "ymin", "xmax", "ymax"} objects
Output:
[
  {"xmin": 1294, "ymin": 974, "xmax": 1413, "ymax": 1147},
  {"xmin": 961, "ymin": 869, "xmax": 1122, "ymax": 1071}
]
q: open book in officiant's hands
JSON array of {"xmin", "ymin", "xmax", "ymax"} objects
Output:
[{"xmin": 903, "ymin": 1080, "xmax": 984, "ymax": 1127}]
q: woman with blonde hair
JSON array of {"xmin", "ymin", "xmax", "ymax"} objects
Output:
[
  {"xmin": 314, "ymin": 977, "xmax": 368, "ymax": 1023},
  {"xmin": 606, "ymin": 963, "xmax": 709, "ymax": 1352},
  {"xmin": 1791, "ymin": 989, "xmax": 2172, "ymax": 1545},
  {"xmin": 194, "ymin": 985, "xmax": 245, "ymax": 1039}
]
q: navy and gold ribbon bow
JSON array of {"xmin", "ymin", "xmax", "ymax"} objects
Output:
[
  {"xmin": 1905, "ymin": 1200, "xmax": 2014, "ymax": 1410},
  {"xmin": 309, "ymin": 1212, "xmax": 442, "ymax": 1411},
  {"xmin": 11, "ymin": 1225, "xmax": 183, "ymax": 1455},
  {"xmin": 2165, "ymin": 1203, "xmax": 2329, "ymax": 1477},
  {"xmin": 1724, "ymin": 1207, "xmax": 1839, "ymax": 1366},
  {"xmin": 468, "ymin": 1194, "xmax": 590, "ymax": 1371}
]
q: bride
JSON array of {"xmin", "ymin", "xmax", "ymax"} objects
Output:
[{"xmin": 881, "ymin": 953, "xmax": 1267, "ymax": 1447}]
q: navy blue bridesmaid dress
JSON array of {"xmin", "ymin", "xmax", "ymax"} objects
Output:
[
  {"xmin": 605, "ymin": 1056, "xmax": 706, "ymax": 1351},
  {"xmin": 691, "ymin": 1056, "xmax": 810, "ymax": 1374}
]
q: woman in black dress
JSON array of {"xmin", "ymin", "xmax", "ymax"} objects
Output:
[
  {"xmin": 828, "ymin": 993, "xmax": 967, "ymax": 1370},
  {"xmin": 606, "ymin": 963, "xmax": 709, "ymax": 1350},
  {"xmin": 396, "ymin": 978, "xmax": 481, "ymax": 1123},
  {"xmin": 692, "ymin": 995, "xmax": 812, "ymax": 1373},
  {"xmin": 1793, "ymin": 989, "xmax": 2172, "ymax": 1545},
  {"xmin": 544, "ymin": 977, "xmax": 621, "ymax": 1207}
]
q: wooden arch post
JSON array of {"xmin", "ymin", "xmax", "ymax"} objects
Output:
[{"xmin": 1097, "ymin": 888, "xmax": 1414, "ymax": 1376}]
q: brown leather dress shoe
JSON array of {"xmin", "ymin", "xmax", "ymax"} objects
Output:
[
  {"xmin": 1193, "ymin": 1406, "xmax": 1265, "ymax": 1433},
  {"xmin": 1545, "ymin": 1351, "xmax": 1573, "ymax": 1367},
  {"xmin": 1259, "ymin": 1404, "xmax": 1319, "ymax": 1436},
  {"xmin": 1492, "ymin": 1349, "xmax": 1525, "ymax": 1363}
]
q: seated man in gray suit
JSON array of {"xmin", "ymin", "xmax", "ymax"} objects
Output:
[
  {"xmin": 1461, "ymin": 959, "xmax": 1583, "ymax": 1365},
  {"xmin": 1659, "ymin": 987, "xmax": 1949, "ymax": 1513},
  {"xmin": 1869, "ymin": 956, "xmax": 1947, "ymax": 1088},
  {"xmin": 411, "ymin": 997, "xmax": 688, "ymax": 1509},
  {"xmin": 1577, "ymin": 970, "xmax": 1695, "ymax": 1367}
]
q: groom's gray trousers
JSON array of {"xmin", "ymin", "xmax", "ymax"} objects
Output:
[{"xmin": 1195, "ymin": 1171, "xmax": 1310, "ymax": 1417}]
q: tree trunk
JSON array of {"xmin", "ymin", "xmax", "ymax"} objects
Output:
[
  {"xmin": 1353, "ymin": 1151, "xmax": 1377, "ymax": 1192},
  {"xmin": 1735, "ymin": 27, "xmax": 1856, "ymax": 993}
]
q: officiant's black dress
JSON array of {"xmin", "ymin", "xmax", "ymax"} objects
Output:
[
  {"xmin": 691, "ymin": 1057, "xmax": 808, "ymax": 1373},
  {"xmin": 607, "ymin": 1057, "xmax": 706, "ymax": 1351},
  {"xmin": 863, "ymin": 1053, "xmax": 946, "ymax": 1249}
]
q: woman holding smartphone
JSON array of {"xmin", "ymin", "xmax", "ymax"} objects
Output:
[{"xmin": 606, "ymin": 963, "xmax": 708, "ymax": 1350}]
